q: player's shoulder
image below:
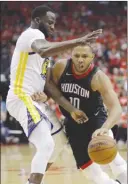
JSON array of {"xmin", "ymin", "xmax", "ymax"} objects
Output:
[
  {"xmin": 52, "ymin": 59, "xmax": 67, "ymax": 78},
  {"xmin": 16, "ymin": 28, "xmax": 45, "ymax": 51},
  {"xmin": 19, "ymin": 27, "xmax": 45, "ymax": 39},
  {"xmin": 55, "ymin": 59, "xmax": 67, "ymax": 68},
  {"xmin": 92, "ymin": 69, "xmax": 108, "ymax": 84},
  {"xmin": 91, "ymin": 69, "xmax": 111, "ymax": 91},
  {"xmin": 93, "ymin": 69, "xmax": 108, "ymax": 80}
]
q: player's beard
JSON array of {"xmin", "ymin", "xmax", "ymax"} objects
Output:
[{"xmin": 39, "ymin": 23, "xmax": 49, "ymax": 38}]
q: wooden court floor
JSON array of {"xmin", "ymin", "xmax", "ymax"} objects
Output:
[{"xmin": 1, "ymin": 144, "xmax": 127, "ymax": 184}]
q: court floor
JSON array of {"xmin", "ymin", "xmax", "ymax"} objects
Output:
[{"xmin": 1, "ymin": 144, "xmax": 127, "ymax": 184}]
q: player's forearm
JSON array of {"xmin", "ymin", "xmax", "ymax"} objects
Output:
[
  {"xmin": 39, "ymin": 38, "xmax": 81, "ymax": 57},
  {"xmin": 102, "ymin": 105, "xmax": 122, "ymax": 129},
  {"xmin": 32, "ymin": 29, "xmax": 102, "ymax": 57},
  {"xmin": 44, "ymin": 81, "xmax": 75, "ymax": 113}
]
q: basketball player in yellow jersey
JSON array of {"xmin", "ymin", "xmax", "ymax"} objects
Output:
[
  {"xmin": 32, "ymin": 45, "xmax": 127, "ymax": 184},
  {"xmin": 6, "ymin": 5, "xmax": 102, "ymax": 184}
]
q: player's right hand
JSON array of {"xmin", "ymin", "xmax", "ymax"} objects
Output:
[
  {"xmin": 70, "ymin": 109, "xmax": 88, "ymax": 124},
  {"xmin": 80, "ymin": 29, "xmax": 102, "ymax": 44},
  {"xmin": 92, "ymin": 128, "xmax": 109, "ymax": 138}
]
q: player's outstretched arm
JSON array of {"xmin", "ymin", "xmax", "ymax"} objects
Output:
[
  {"xmin": 31, "ymin": 29, "xmax": 102, "ymax": 57},
  {"xmin": 91, "ymin": 71, "xmax": 122, "ymax": 137}
]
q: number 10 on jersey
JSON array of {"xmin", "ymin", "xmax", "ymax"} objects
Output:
[{"xmin": 69, "ymin": 97, "xmax": 80, "ymax": 109}]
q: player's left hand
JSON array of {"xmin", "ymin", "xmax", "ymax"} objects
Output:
[
  {"xmin": 31, "ymin": 92, "xmax": 48, "ymax": 102},
  {"xmin": 92, "ymin": 128, "xmax": 109, "ymax": 138},
  {"xmin": 71, "ymin": 109, "xmax": 89, "ymax": 124}
]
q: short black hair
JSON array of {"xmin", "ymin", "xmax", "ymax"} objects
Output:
[{"xmin": 31, "ymin": 5, "xmax": 54, "ymax": 20}]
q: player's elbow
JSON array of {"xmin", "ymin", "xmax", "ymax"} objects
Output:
[
  {"xmin": 44, "ymin": 80, "xmax": 52, "ymax": 94},
  {"xmin": 32, "ymin": 47, "xmax": 49, "ymax": 57},
  {"xmin": 44, "ymin": 81, "xmax": 49, "ymax": 92},
  {"xmin": 118, "ymin": 105, "xmax": 122, "ymax": 117},
  {"xmin": 115, "ymin": 103, "xmax": 122, "ymax": 120},
  {"xmin": 38, "ymin": 49, "xmax": 47, "ymax": 58},
  {"xmin": 110, "ymin": 103, "xmax": 122, "ymax": 118},
  {"xmin": 31, "ymin": 40, "xmax": 50, "ymax": 57}
]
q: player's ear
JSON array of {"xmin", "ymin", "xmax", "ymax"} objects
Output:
[{"xmin": 35, "ymin": 17, "xmax": 40, "ymax": 24}]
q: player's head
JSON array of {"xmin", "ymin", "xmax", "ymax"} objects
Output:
[
  {"xmin": 72, "ymin": 45, "xmax": 95, "ymax": 73},
  {"xmin": 31, "ymin": 5, "xmax": 56, "ymax": 38}
]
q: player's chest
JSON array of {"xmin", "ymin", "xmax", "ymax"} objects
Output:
[{"xmin": 60, "ymin": 80, "xmax": 92, "ymax": 99}]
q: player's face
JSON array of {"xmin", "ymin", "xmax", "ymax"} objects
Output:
[
  {"xmin": 72, "ymin": 46, "xmax": 94, "ymax": 73},
  {"xmin": 39, "ymin": 11, "xmax": 56, "ymax": 38}
]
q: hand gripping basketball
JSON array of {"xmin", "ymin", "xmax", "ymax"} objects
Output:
[{"xmin": 92, "ymin": 128, "xmax": 109, "ymax": 138}]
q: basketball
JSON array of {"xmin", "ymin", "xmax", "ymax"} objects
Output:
[{"xmin": 88, "ymin": 135, "xmax": 117, "ymax": 165}]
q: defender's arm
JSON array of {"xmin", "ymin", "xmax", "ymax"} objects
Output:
[{"xmin": 31, "ymin": 29, "xmax": 102, "ymax": 57}]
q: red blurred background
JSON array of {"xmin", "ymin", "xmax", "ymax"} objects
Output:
[{"xmin": 0, "ymin": 1, "xmax": 127, "ymax": 149}]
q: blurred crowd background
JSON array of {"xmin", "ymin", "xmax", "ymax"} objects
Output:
[{"xmin": 0, "ymin": 1, "xmax": 127, "ymax": 149}]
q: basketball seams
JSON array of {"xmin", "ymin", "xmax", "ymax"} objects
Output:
[
  {"xmin": 88, "ymin": 144, "xmax": 117, "ymax": 153},
  {"xmin": 89, "ymin": 138, "xmax": 116, "ymax": 144},
  {"xmin": 93, "ymin": 151, "xmax": 116, "ymax": 163}
]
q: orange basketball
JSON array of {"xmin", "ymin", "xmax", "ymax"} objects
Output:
[{"xmin": 88, "ymin": 135, "xmax": 117, "ymax": 165}]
